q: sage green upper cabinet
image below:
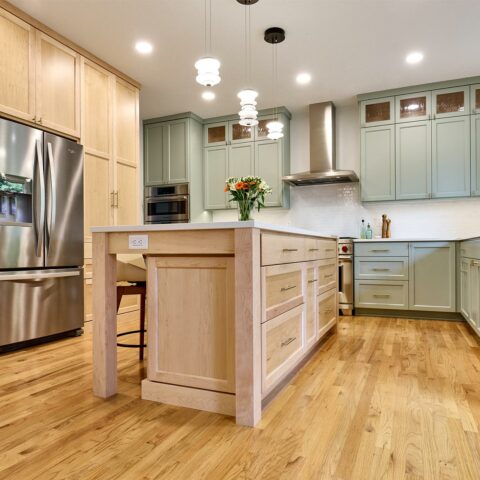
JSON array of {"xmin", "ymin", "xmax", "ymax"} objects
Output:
[
  {"xmin": 432, "ymin": 86, "xmax": 470, "ymax": 118},
  {"xmin": 432, "ymin": 116, "xmax": 470, "ymax": 198},
  {"xmin": 229, "ymin": 121, "xmax": 254, "ymax": 144},
  {"xmin": 360, "ymin": 97, "xmax": 394, "ymax": 127},
  {"xmin": 395, "ymin": 120, "xmax": 431, "ymax": 200},
  {"xmin": 228, "ymin": 143, "xmax": 254, "ymax": 178},
  {"xmin": 360, "ymin": 125, "xmax": 395, "ymax": 201},
  {"xmin": 472, "ymin": 114, "xmax": 480, "ymax": 195},
  {"xmin": 204, "ymin": 145, "xmax": 228, "ymax": 209},
  {"xmin": 144, "ymin": 122, "xmax": 168, "ymax": 185},
  {"xmin": 204, "ymin": 122, "xmax": 227, "ymax": 146},
  {"xmin": 408, "ymin": 242, "xmax": 456, "ymax": 312},
  {"xmin": 471, "ymin": 84, "xmax": 480, "ymax": 114},
  {"xmin": 255, "ymin": 140, "xmax": 283, "ymax": 207},
  {"xmin": 144, "ymin": 117, "xmax": 189, "ymax": 185},
  {"xmin": 395, "ymin": 91, "xmax": 431, "ymax": 123}
]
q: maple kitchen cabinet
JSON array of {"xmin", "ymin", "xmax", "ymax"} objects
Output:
[{"xmin": 91, "ymin": 222, "xmax": 337, "ymax": 426}]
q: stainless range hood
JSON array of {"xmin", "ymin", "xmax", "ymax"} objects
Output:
[{"xmin": 283, "ymin": 102, "xmax": 359, "ymax": 186}]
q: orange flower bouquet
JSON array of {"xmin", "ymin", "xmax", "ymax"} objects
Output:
[{"xmin": 224, "ymin": 176, "xmax": 272, "ymax": 221}]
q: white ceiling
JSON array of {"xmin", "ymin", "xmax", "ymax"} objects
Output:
[{"xmin": 11, "ymin": 0, "xmax": 480, "ymax": 120}]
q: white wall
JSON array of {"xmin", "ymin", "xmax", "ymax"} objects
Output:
[{"xmin": 213, "ymin": 103, "xmax": 480, "ymax": 239}]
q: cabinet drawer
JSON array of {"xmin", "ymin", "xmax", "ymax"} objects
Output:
[
  {"xmin": 354, "ymin": 242, "xmax": 408, "ymax": 257},
  {"xmin": 262, "ymin": 263, "xmax": 304, "ymax": 323},
  {"xmin": 318, "ymin": 258, "xmax": 337, "ymax": 294},
  {"xmin": 261, "ymin": 233, "xmax": 305, "ymax": 266},
  {"xmin": 354, "ymin": 257, "xmax": 408, "ymax": 280},
  {"xmin": 262, "ymin": 304, "xmax": 305, "ymax": 395},
  {"xmin": 318, "ymin": 289, "xmax": 337, "ymax": 339},
  {"xmin": 305, "ymin": 238, "xmax": 336, "ymax": 260},
  {"xmin": 355, "ymin": 280, "xmax": 408, "ymax": 309}
]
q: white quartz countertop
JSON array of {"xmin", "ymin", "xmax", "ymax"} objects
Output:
[
  {"xmin": 354, "ymin": 236, "xmax": 480, "ymax": 242},
  {"xmin": 91, "ymin": 221, "xmax": 337, "ymax": 239}
]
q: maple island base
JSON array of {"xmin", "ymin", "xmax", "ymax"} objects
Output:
[{"xmin": 91, "ymin": 222, "xmax": 338, "ymax": 426}]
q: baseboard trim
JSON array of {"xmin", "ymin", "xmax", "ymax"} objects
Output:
[
  {"xmin": 141, "ymin": 379, "xmax": 236, "ymax": 416},
  {"xmin": 355, "ymin": 308, "xmax": 464, "ymax": 321}
]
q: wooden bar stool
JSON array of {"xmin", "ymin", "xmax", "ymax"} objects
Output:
[{"xmin": 116, "ymin": 255, "xmax": 147, "ymax": 360}]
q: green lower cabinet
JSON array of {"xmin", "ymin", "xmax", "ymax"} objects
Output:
[
  {"xmin": 204, "ymin": 146, "xmax": 228, "ymax": 209},
  {"xmin": 470, "ymin": 261, "xmax": 480, "ymax": 330},
  {"xmin": 360, "ymin": 125, "xmax": 395, "ymax": 201},
  {"xmin": 471, "ymin": 114, "xmax": 480, "ymax": 195},
  {"xmin": 395, "ymin": 121, "xmax": 431, "ymax": 200},
  {"xmin": 432, "ymin": 116, "xmax": 470, "ymax": 198},
  {"xmin": 408, "ymin": 242, "xmax": 456, "ymax": 312}
]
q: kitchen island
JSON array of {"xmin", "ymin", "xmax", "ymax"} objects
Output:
[{"xmin": 91, "ymin": 221, "xmax": 337, "ymax": 426}]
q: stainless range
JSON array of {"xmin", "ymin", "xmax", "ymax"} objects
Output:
[{"xmin": 338, "ymin": 237, "xmax": 354, "ymax": 315}]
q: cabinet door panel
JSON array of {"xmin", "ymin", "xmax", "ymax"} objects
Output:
[
  {"xmin": 115, "ymin": 79, "xmax": 138, "ymax": 165},
  {"xmin": 395, "ymin": 121, "xmax": 431, "ymax": 200},
  {"xmin": 36, "ymin": 32, "xmax": 80, "ymax": 137},
  {"xmin": 471, "ymin": 263, "xmax": 480, "ymax": 330},
  {"xmin": 317, "ymin": 289, "xmax": 337, "ymax": 339},
  {"xmin": 432, "ymin": 86, "xmax": 470, "ymax": 118},
  {"xmin": 204, "ymin": 122, "xmax": 227, "ymax": 146},
  {"xmin": 471, "ymin": 84, "xmax": 480, "ymax": 114},
  {"xmin": 472, "ymin": 114, "xmax": 480, "ymax": 196},
  {"xmin": 204, "ymin": 146, "xmax": 228, "ymax": 209},
  {"xmin": 360, "ymin": 125, "xmax": 395, "ymax": 201},
  {"xmin": 84, "ymin": 153, "xmax": 112, "ymax": 240},
  {"xmin": 82, "ymin": 60, "xmax": 112, "ymax": 156},
  {"xmin": 460, "ymin": 258, "xmax": 471, "ymax": 321},
  {"xmin": 432, "ymin": 116, "xmax": 470, "ymax": 198},
  {"xmin": 144, "ymin": 123, "xmax": 167, "ymax": 185},
  {"xmin": 360, "ymin": 97, "xmax": 394, "ymax": 127},
  {"xmin": 409, "ymin": 242, "xmax": 456, "ymax": 312},
  {"xmin": 168, "ymin": 120, "xmax": 188, "ymax": 183},
  {"xmin": 255, "ymin": 140, "xmax": 283, "ymax": 207},
  {"xmin": 229, "ymin": 121, "xmax": 254, "ymax": 144},
  {"xmin": 305, "ymin": 263, "xmax": 318, "ymax": 349},
  {"xmin": 0, "ymin": 10, "xmax": 35, "ymax": 122},
  {"xmin": 395, "ymin": 91, "xmax": 431, "ymax": 123},
  {"xmin": 147, "ymin": 256, "xmax": 235, "ymax": 393},
  {"xmin": 228, "ymin": 143, "xmax": 254, "ymax": 178},
  {"xmin": 116, "ymin": 163, "xmax": 138, "ymax": 225}
]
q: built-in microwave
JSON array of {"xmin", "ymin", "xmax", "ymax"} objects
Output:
[{"xmin": 144, "ymin": 184, "xmax": 190, "ymax": 224}]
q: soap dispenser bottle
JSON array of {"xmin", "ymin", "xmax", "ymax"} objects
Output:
[{"xmin": 360, "ymin": 219, "xmax": 366, "ymax": 239}]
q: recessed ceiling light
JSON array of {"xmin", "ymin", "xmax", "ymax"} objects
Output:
[
  {"xmin": 202, "ymin": 91, "xmax": 216, "ymax": 101},
  {"xmin": 135, "ymin": 41, "xmax": 153, "ymax": 55},
  {"xmin": 296, "ymin": 72, "xmax": 312, "ymax": 85},
  {"xmin": 406, "ymin": 51, "xmax": 423, "ymax": 64}
]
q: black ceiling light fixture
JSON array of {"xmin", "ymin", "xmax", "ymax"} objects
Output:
[
  {"xmin": 264, "ymin": 27, "xmax": 286, "ymax": 139},
  {"xmin": 236, "ymin": 0, "xmax": 259, "ymax": 4}
]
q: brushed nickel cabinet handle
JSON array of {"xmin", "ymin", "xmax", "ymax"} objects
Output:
[
  {"xmin": 308, "ymin": 279, "xmax": 317, "ymax": 284},
  {"xmin": 325, "ymin": 248, "xmax": 335, "ymax": 252},
  {"xmin": 282, "ymin": 248, "xmax": 298, "ymax": 252},
  {"xmin": 110, "ymin": 191, "xmax": 115, "ymax": 208},
  {"xmin": 373, "ymin": 294, "xmax": 391, "ymax": 298},
  {"xmin": 309, "ymin": 248, "xmax": 319, "ymax": 251},
  {"xmin": 324, "ymin": 274, "xmax": 334, "ymax": 278},
  {"xmin": 371, "ymin": 249, "xmax": 390, "ymax": 253},
  {"xmin": 372, "ymin": 268, "xmax": 390, "ymax": 272},
  {"xmin": 280, "ymin": 285, "xmax": 296, "ymax": 292},
  {"xmin": 281, "ymin": 337, "xmax": 296, "ymax": 347}
]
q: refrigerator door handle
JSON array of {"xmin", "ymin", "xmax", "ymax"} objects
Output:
[
  {"xmin": 0, "ymin": 269, "xmax": 80, "ymax": 282},
  {"xmin": 34, "ymin": 139, "xmax": 45, "ymax": 258},
  {"xmin": 46, "ymin": 142, "xmax": 57, "ymax": 255}
]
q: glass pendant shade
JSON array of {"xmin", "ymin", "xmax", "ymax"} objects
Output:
[
  {"xmin": 195, "ymin": 57, "xmax": 221, "ymax": 87},
  {"xmin": 238, "ymin": 89, "xmax": 259, "ymax": 126},
  {"xmin": 266, "ymin": 120, "xmax": 284, "ymax": 140}
]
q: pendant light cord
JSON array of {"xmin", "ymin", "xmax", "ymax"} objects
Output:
[{"xmin": 204, "ymin": 0, "xmax": 213, "ymax": 55}]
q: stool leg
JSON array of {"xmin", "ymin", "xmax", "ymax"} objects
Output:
[{"xmin": 139, "ymin": 291, "xmax": 146, "ymax": 361}]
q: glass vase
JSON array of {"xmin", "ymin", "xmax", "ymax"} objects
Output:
[{"xmin": 237, "ymin": 200, "xmax": 253, "ymax": 221}]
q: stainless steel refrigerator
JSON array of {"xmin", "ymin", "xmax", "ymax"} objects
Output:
[{"xmin": 0, "ymin": 118, "xmax": 84, "ymax": 349}]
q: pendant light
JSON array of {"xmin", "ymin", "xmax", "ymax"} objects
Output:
[
  {"xmin": 237, "ymin": 0, "xmax": 259, "ymax": 127},
  {"xmin": 264, "ymin": 27, "xmax": 285, "ymax": 140},
  {"xmin": 195, "ymin": 0, "xmax": 221, "ymax": 87}
]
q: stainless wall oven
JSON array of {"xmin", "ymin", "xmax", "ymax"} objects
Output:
[{"xmin": 144, "ymin": 184, "xmax": 190, "ymax": 224}]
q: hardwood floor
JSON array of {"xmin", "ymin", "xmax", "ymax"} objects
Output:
[{"xmin": 1, "ymin": 315, "xmax": 480, "ymax": 479}]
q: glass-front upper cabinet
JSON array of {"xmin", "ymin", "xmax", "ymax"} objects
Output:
[
  {"xmin": 255, "ymin": 115, "xmax": 282, "ymax": 141},
  {"xmin": 360, "ymin": 97, "xmax": 394, "ymax": 127},
  {"xmin": 471, "ymin": 84, "xmax": 480, "ymax": 114},
  {"xmin": 432, "ymin": 86, "xmax": 470, "ymax": 118},
  {"xmin": 395, "ymin": 91, "xmax": 431, "ymax": 123},
  {"xmin": 204, "ymin": 122, "xmax": 228, "ymax": 146},
  {"xmin": 229, "ymin": 121, "xmax": 254, "ymax": 144}
]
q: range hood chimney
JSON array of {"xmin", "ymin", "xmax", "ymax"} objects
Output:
[{"xmin": 283, "ymin": 102, "xmax": 359, "ymax": 186}]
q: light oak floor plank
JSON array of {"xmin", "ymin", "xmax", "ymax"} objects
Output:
[{"xmin": 1, "ymin": 315, "xmax": 480, "ymax": 479}]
